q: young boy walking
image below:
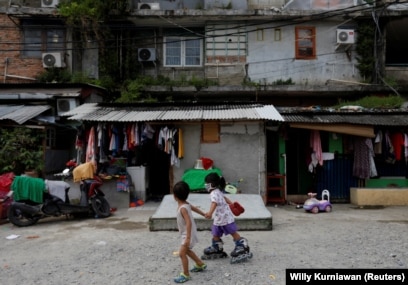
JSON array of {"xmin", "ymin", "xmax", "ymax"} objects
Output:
[{"xmin": 173, "ymin": 181, "xmax": 207, "ymax": 283}]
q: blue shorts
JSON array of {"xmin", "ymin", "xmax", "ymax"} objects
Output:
[{"xmin": 211, "ymin": 222, "xmax": 238, "ymax": 237}]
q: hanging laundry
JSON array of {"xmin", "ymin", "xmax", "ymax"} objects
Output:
[
  {"xmin": 353, "ymin": 137, "xmax": 377, "ymax": 179},
  {"xmin": 109, "ymin": 125, "xmax": 120, "ymax": 156},
  {"xmin": 390, "ymin": 132, "xmax": 404, "ymax": 161},
  {"xmin": 373, "ymin": 130, "xmax": 383, "ymax": 155},
  {"xmin": 156, "ymin": 126, "xmax": 182, "ymax": 167},
  {"xmin": 75, "ymin": 126, "xmax": 85, "ymax": 163},
  {"xmin": 141, "ymin": 123, "xmax": 155, "ymax": 142},
  {"xmin": 122, "ymin": 126, "xmax": 128, "ymax": 152},
  {"xmin": 308, "ymin": 130, "xmax": 323, "ymax": 172},
  {"xmin": 86, "ymin": 126, "xmax": 96, "ymax": 166},
  {"xmin": 178, "ymin": 128, "xmax": 184, "ymax": 159},
  {"xmin": 383, "ymin": 131, "xmax": 396, "ymax": 164},
  {"xmin": 158, "ymin": 126, "xmax": 168, "ymax": 151},
  {"xmin": 97, "ymin": 123, "xmax": 109, "ymax": 163}
]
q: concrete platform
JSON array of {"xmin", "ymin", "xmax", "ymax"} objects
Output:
[
  {"xmin": 350, "ymin": 187, "xmax": 408, "ymax": 206},
  {"xmin": 149, "ymin": 194, "xmax": 272, "ymax": 231}
]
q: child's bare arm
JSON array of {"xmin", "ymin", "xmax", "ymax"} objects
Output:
[
  {"xmin": 224, "ymin": 196, "xmax": 232, "ymax": 204},
  {"xmin": 205, "ymin": 202, "xmax": 217, "ymax": 219},
  {"xmin": 190, "ymin": 204, "xmax": 205, "ymax": 217}
]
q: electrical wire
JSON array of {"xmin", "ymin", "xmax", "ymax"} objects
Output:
[
  {"xmin": 0, "ymin": 1, "xmax": 396, "ymax": 52},
  {"xmin": 0, "ymin": 0, "xmax": 406, "ymax": 85}
]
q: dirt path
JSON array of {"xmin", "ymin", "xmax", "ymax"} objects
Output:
[{"xmin": 0, "ymin": 203, "xmax": 407, "ymax": 285}]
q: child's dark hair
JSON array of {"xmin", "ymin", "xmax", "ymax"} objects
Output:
[
  {"xmin": 173, "ymin": 181, "xmax": 190, "ymax": 201},
  {"xmin": 205, "ymin": 173, "xmax": 226, "ymax": 190}
]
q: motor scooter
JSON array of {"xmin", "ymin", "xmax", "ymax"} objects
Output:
[{"xmin": 7, "ymin": 173, "xmax": 111, "ymax": 227}]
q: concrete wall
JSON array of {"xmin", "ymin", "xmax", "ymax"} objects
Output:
[
  {"xmin": 130, "ymin": 0, "xmax": 204, "ymax": 10},
  {"xmin": 173, "ymin": 121, "xmax": 266, "ymax": 196},
  {"xmin": 350, "ymin": 187, "xmax": 408, "ymax": 206},
  {"xmin": 385, "ymin": 66, "xmax": 408, "ymax": 85},
  {"xmin": 247, "ymin": 21, "xmax": 360, "ymax": 85}
]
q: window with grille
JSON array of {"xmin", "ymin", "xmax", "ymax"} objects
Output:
[
  {"xmin": 164, "ymin": 37, "xmax": 202, "ymax": 67},
  {"xmin": 295, "ymin": 26, "xmax": 316, "ymax": 60}
]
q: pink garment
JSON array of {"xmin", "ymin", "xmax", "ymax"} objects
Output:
[
  {"xmin": 86, "ymin": 126, "xmax": 95, "ymax": 164},
  {"xmin": 310, "ymin": 130, "xmax": 323, "ymax": 166}
]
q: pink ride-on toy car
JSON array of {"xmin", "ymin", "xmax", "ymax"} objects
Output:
[{"xmin": 303, "ymin": 190, "xmax": 332, "ymax": 214}]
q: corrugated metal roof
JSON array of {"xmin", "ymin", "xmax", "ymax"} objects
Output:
[
  {"xmin": 64, "ymin": 103, "xmax": 284, "ymax": 122},
  {"xmin": 0, "ymin": 105, "xmax": 51, "ymax": 124},
  {"xmin": 283, "ymin": 113, "xmax": 408, "ymax": 126},
  {"xmin": 0, "ymin": 89, "xmax": 81, "ymax": 100}
]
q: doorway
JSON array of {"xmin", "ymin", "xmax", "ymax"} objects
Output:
[{"xmin": 285, "ymin": 129, "xmax": 315, "ymax": 195}]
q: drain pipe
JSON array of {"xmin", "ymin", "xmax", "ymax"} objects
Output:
[
  {"xmin": 281, "ymin": 153, "xmax": 287, "ymax": 204},
  {"xmin": 4, "ymin": 58, "xmax": 8, "ymax": 83}
]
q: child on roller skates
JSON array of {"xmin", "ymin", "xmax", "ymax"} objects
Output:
[
  {"xmin": 173, "ymin": 181, "xmax": 207, "ymax": 283},
  {"xmin": 202, "ymin": 173, "xmax": 252, "ymax": 264}
]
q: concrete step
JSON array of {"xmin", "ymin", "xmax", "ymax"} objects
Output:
[{"xmin": 149, "ymin": 194, "xmax": 272, "ymax": 231}]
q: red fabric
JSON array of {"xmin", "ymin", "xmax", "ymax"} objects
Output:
[
  {"xmin": 390, "ymin": 132, "xmax": 404, "ymax": 161},
  {"xmin": 0, "ymin": 172, "xmax": 14, "ymax": 219},
  {"xmin": 200, "ymin": 157, "xmax": 213, "ymax": 170},
  {"xmin": 0, "ymin": 172, "xmax": 14, "ymax": 195}
]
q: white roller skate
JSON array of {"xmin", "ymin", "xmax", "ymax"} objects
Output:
[
  {"xmin": 230, "ymin": 237, "xmax": 253, "ymax": 264},
  {"xmin": 201, "ymin": 239, "xmax": 228, "ymax": 260}
]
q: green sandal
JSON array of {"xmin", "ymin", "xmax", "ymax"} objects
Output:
[
  {"xmin": 174, "ymin": 273, "xmax": 191, "ymax": 283},
  {"xmin": 190, "ymin": 263, "xmax": 207, "ymax": 272}
]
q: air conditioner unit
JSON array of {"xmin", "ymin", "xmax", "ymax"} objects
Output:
[
  {"xmin": 57, "ymin": 98, "xmax": 79, "ymax": 115},
  {"xmin": 41, "ymin": 0, "xmax": 59, "ymax": 8},
  {"xmin": 137, "ymin": 3, "xmax": 160, "ymax": 10},
  {"xmin": 337, "ymin": 29, "xmax": 355, "ymax": 44},
  {"xmin": 138, "ymin": 48, "xmax": 156, "ymax": 62},
  {"xmin": 42, "ymin": 52, "xmax": 65, "ymax": 68}
]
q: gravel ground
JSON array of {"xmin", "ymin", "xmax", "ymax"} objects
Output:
[{"xmin": 0, "ymin": 203, "xmax": 407, "ymax": 285}]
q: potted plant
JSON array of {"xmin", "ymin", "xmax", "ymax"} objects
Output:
[{"xmin": 0, "ymin": 128, "xmax": 45, "ymax": 177}]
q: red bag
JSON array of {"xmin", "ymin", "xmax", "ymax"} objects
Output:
[
  {"xmin": 0, "ymin": 172, "xmax": 15, "ymax": 220},
  {"xmin": 229, "ymin": 202, "xmax": 245, "ymax": 216},
  {"xmin": 0, "ymin": 172, "xmax": 14, "ymax": 195},
  {"xmin": 200, "ymin": 157, "xmax": 213, "ymax": 170}
]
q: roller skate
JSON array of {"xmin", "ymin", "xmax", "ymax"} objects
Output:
[
  {"xmin": 230, "ymin": 237, "xmax": 253, "ymax": 264},
  {"xmin": 201, "ymin": 239, "xmax": 228, "ymax": 260}
]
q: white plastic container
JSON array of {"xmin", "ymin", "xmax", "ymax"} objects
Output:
[{"xmin": 127, "ymin": 166, "xmax": 149, "ymax": 201}]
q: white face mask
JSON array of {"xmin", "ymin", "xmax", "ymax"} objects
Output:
[{"xmin": 204, "ymin": 183, "xmax": 212, "ymax": 192}]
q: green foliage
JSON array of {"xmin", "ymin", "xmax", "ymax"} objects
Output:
[
  {"xmin": 242, "ymin": 78, "xmax": 294, "ymax": 87},
  {"xmin": 273, "ymin": 78, "xmax": 294, "ymax": 86},
  {"xmin": 116, "ymin": 80, "xmax": 144, "ymax": 103},
  {"xmin": 355, "ymin": 22, "xmax": 375, "ymax": 82},
  {"xmin": 115, "ymin": 75, "xmax": 218, "ymax": 102},
  {"xmin": 0, "ymin": 128, "xmax": 45, "ymax": 175},
  {"xmin": 36, "ymin": 68, "xmax": 72, "ymax": 83},
  {"xmin": 382, "ymin": 76, "xmax": 399, "ymax": 88},
  {"xmin": 335, "ymin": 95, "xmax": 404, "ymax": 109}
]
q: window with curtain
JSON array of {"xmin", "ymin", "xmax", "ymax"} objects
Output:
[
  {"xmin": 295, "ymin": 26, "xmax": 316, "ymax": 60},
  {"xmin": 164, "ymin": 37, "xmax": 202, "ymax": 67}
]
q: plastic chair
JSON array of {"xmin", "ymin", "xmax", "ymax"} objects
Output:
[{"xmin": 321, "ymin": 189, "xmax": 330, "ymax": 202}]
